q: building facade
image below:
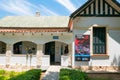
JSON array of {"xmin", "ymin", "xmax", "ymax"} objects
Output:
[{"xmin": 0, "ymin": 0, "xmax": 120, "ymax": 71}]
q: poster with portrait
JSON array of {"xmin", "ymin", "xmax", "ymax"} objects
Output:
[{"xmin": 75, "ymin": 34, "xmax": 90, "ymax": 61}]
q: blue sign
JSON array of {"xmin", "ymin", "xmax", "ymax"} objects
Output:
[
  {"xmin": 53, "ymin": 36, "xmax": 59, "ymax": 39},
  {"xmin": 75, "ymin": 54, "xmax": 90, "ymax": 61}
]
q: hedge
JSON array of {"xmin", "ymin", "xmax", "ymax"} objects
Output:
[
  {"xmin": 9, "ymin": 69, "xmax": 41, "ymax": 80},
  {"xmin": 59, "ymin": 69, "xmax": 89, "ymax": 80}
]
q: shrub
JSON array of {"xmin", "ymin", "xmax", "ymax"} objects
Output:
[
  {"xmin": 0, "ymin": 75, "xmax": 6, "ymax": 80},
  {"xmin": 59, "ymin": 69, "xmax": 89, "ymax": 80},
  {"xmin": 0, "ymin": 70, "xmax": 6, "ymax": 75},
  {"xmin": 9, "ymin": 69, "xmax": 41, "ymax": 80}
]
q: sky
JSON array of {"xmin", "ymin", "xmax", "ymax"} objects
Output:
[{"xmin": 0, "ymin": 0, "xmax": 120, "ymax": 19}]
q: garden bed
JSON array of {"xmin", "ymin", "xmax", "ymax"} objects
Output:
[{"xmin": 59, "ymin": 68, "xmax": 120, "ymax": 80}]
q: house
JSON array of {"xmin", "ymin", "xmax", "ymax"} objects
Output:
[{"xmin": 0, "ymin": 0, "xmax": 120, "ymax": 71}]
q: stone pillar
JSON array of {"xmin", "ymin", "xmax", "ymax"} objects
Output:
[
  {"xmin": 6, "ymin": 44, "xmax": 12, "ymax": 66},
  {"xmin": 36, "ymin": 44, "xmax": 43, "ymax": 68},
  {"xmin": 72, "ymin": 41, "xmax": 75, "ymax": 68},
  {"xmin": 68, "ymin": 43, "xmax": 72, "ymax": 67}
]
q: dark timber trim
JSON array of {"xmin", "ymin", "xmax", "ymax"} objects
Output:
[
  {"xmin": 93, "ymin": 0, "xmax": 96, "ymax": 15},
  {"xmin": 70, "ymin": 0, "xmax": 120, "ymax": 18},
  {"xmin": 98, "ymin": 0, "xmax": 101, "ymax": 14},
  {"xmin": 89, "ymin": 5, "xmax": 91, "ymax": 15},
  {"xmin": 103, "ymin": 0, "xmax": 105, "ymax": 15}
]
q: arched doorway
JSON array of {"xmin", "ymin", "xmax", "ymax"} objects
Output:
[
  {"xmin": 13, "ymin": 41, "xmax": 37, "ymax": 54},
  {"xmin": 44, "ymin": 41, "xmax": 68, "ymax": 65},
  {"xmin": 0, "ymin": 41, "xmax": 6, "ymax": 54}
]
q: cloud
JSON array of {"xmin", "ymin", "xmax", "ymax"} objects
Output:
[
  {"xmin": 0, "ymin": 0, "xmax": 33, "ymax": 15},
  {"xmin": 55, "ymin": 0, "xmax": 76, "ymax": 13},
  {"xmin": 39, "ymin": 5, "xmax": 59, "ymax": 16},
  {"xmin": 0, "ymin": 0, "xmax": 59, "ymax": 16}
]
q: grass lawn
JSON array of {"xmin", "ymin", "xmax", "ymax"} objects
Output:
[
  {"xmin": 0, "ymin": 69, "xmax": 41, "ymax": 80},
  {"xmin": 0, "ymin": 69, "xmax": 23, "ymax": 80}
]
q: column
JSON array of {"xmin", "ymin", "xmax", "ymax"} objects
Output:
[
  {"xmin": 68, "ymin": 43, "xmax": 72, "ymax": 67},
  {"xmin": 36, "ymin": 44, "xmax": 43, "ymax": 68},
  {"xmin": 72, "ymin": 41, "xmax": 75, "ymax": 68},
  {"xmin": 6, "ymin": 44, "xmax": 12, "ymax": 66}
]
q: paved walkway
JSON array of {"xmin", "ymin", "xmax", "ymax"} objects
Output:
[{"xmin": 41, "ymin": 66, "xmax": 61, "ymax": 80}]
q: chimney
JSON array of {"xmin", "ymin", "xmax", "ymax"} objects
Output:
[{"xmin": 36, "ymin": 12, "xmax": 40, "ymax": 17}]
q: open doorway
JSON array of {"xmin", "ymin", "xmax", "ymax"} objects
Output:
[{"xmin": 44, "ymin": 41, "xmax": 68, "ymax": 65}]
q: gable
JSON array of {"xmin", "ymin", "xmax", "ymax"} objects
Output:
[{"xmin": 70, "ymin": 0, "xmax": 120, "ymax": 18}]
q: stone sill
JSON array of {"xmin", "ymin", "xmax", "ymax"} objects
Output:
[{"xmin": 91, "ymin": 54, "xmax": 109, "ymax": 58}]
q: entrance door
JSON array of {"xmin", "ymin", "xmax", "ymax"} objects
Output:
[
  {"xmin": 50, "ymin": 42, "xmax": 55, "ymax": 64},
  {"xmin": 44, "ymin": 41, "xmax": 68, "ymax": 65},
  {"xmin": 45, "ymin": 41, "xmax": 55, "ymax": 65}
]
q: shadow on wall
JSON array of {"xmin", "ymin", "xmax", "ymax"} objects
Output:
[
  {"xmin": 118, "ymin": 56, "xmax": 120, "ymax": 70},
  {"xmin": 109, "ymin": 30, "xmax": 120, "ymax": 71},
  {"xmin": 109, "ymin": 30, "xmax": 120, "ymax": 44},
  {"xmin": 111, "ymin": 55, "xmax": 120, "ymax": 71},
  {"xmin": 111, "ymin": 55, "xmax": 118, "ymax": 66}
]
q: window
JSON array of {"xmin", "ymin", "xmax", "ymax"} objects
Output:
[{"xmin": 93, "ymin": 27, "xmax": 106, "ymax": 54}]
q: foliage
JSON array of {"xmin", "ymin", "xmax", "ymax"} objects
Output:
[
  {"xmin": 0, "ymin": 70, "xmax": 6, "ymax": 75},
  {"xmin": 0, "ymin": 70, "xmax": 21, "ymax": 80},
  {"xmin": 9, "ymin": 69, "xmax": 41, "ymax": 80},
  {"xmin": 59, "ymin": 68, "xmax": 89, "ymax": 80},
  {"xmin": 0, "ymin": 69, "xmax": 41, "ymax": 80}
]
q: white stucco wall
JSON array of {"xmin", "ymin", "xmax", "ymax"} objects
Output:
[
  {"xmin": 0, "ymin": 32, "xmax": 72, "ymax": 45},
  {"xmin": 73, "ymin": 17, "xmax": 120, "ymax": 28},
  {"xmin": 0, "ymin": 32, "xmax": 72, "ymax": 66},
  {"xmin": 73, "ymin": 17, "xmax": 120, "ymax": 67},
  {"xmin": 10, "ymin": 55, "xmax": 36, "ymax": 66},
  {"xmin": 0, "ymin": 55, "xmax": 6, "ymax": 65}
]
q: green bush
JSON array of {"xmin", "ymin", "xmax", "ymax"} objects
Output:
[
  {"xmin": 0, "ymin": 75, "xmax": 6, "ymax": 80},
  {"xmin": 9, "ymin": 69, "xmax": 41, "ymax": 80},
  {"xmin": 0, "ymin": 70, "xmax": 6, "ymax": 75},
  {"xmin": 59, "ymin": 69, "xmax": 89, "ymax": 80}
]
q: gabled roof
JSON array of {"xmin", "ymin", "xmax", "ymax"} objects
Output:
[
  {"xmin": 0, "ymin": 16, "xmax": 69, "ymax": 28},
  {"xmin": 70, "ymin": 0, "xmax": 120, "ymax": 18}
]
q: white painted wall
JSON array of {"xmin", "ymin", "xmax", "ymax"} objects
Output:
[
  {"xmin": 41, "ymin": 55, "xmax": 50, "ymax": 66},
  {"xmin": 73, "ymin": 17, "xmax": 120, "ymax": 66},
  {"xmin": 0, "ymin": 32, "xmax": 72, "ymax": 66},
  {"xmin": 0, "ymin": 32, "xmax": 72, "ymax": 45},
  {"xmin": 0, "ymin": 55, "xmax": 6, "ymax": 65},
  {"xmin": 10, "ymin": 55, "xmax": 37, "ymax": 66},
  {"xmin": 73, "ymin": 17, "xmax": 120, "ymax": 28},
  {"xmin": 61, "ymin": 55, "xmax": 69, "ymax": 66}
]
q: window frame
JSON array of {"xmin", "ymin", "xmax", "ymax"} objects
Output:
[{"xmin": 91, "ymin": 26, "xmax": 108, "ymax": 56}]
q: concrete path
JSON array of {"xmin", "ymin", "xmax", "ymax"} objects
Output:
[{"xmin": 41, "ymin": 66, "xmax": 61, "ymax": 80}]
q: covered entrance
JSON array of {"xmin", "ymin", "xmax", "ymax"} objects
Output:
[
  {"xmin": 44, "ymin": 41, "xmax": 68, "ymax": 65},
  {"xmin": 13, "ymin": 41, "xmax": 37, "ymax": 54}
]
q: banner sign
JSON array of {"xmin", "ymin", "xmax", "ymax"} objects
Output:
[{"xmin": 75, "ymin": 34, "xmax": 90, "ymax": 61}]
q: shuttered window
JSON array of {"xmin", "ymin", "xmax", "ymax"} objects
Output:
[{"xmin": 93, "ymin": 27, "xmax": 106, "ymax": 54}]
